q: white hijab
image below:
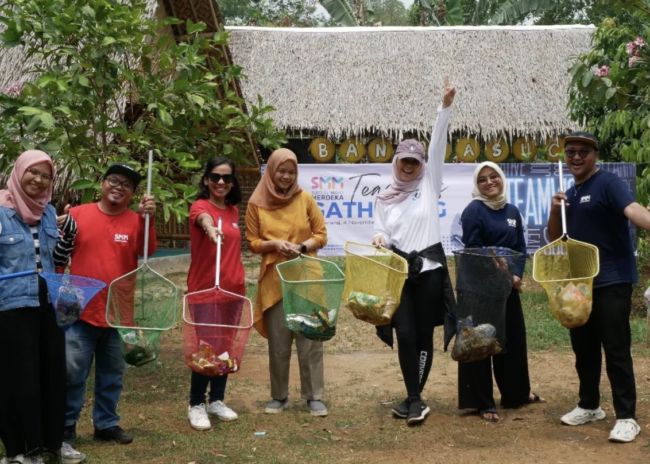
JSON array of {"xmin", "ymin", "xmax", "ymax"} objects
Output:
[{"xmin": 471, "ymin": 161, "xmax": 508, "ymax": 210}]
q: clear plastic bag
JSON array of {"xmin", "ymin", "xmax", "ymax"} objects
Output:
[{"xmin": 451, "ymin": 315, "xmax": 502, "ymax": 363}]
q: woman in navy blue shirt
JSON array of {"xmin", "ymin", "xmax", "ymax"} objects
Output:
[{"xmin": 458, "ymin": 161, "xmax": 543, "ymax": 422}]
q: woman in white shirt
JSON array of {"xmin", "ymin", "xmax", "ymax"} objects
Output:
[{"xmin": 373, "ymin": 81, "xmax": 456, "ymax": 425}]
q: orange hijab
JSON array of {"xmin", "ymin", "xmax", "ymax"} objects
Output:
[{"xmin": 249, "ymin": 149, "xmax": 303, "ymax": 210}]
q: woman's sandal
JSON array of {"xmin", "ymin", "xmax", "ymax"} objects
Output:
[
  {"xmin": 527, "ymin": 392, "xmax": 546, "ymax": 404},
  {"xmin": 479, "ymin": 408, "xmax": 499, "ymax": 423}
]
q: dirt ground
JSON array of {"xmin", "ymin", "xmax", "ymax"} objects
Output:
[
  {"xmin": 63, "ymin": 256, "xmax": 650, "ymax": 464},
  {"xmin": 72, "ymin": 315, "xmax": 650, "ymax": 464}
]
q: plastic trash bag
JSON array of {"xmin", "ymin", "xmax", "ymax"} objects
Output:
[{"xmin": 451, "ymin": 315, "xmax": 502, "ymax": 363}]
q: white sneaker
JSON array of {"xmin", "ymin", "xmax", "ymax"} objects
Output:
[
  {"xmin": 609, "ymin": 419, "xmax": 641, "ymax": 443},
  {"xmin": 561, "ymin": 406, "xmax": 606, "ymax": 426},
  {"xmin": 5, "ymin": 457, "xmax": 44, "ymax": 464},
  {"xmin": 4, "ymin": 456, "xmax": 44, "ymax": 464},
  {"xmin": 207, "ymin": 400, "xmax": 239, "ymax": 421},
  {"xmin": 188, "ymin": 404, "xmax": 212, "ymax": 431}
]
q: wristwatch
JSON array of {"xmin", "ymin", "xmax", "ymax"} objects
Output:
[{"xmin": 300, "ymin": 243, "xmax": 307, "ymax": 254}]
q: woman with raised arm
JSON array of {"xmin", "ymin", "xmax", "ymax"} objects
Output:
[{"xmin": 372, "ymin": 81, "xmax": 456, "ymax": 426}]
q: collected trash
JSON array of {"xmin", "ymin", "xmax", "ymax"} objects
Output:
[
  {"xmin": 343, "ymin": 242, "xmax": 407, "ymax": 326},
  {"xmin": 451, "ymin": 316, "xmax": 502, "ymax": 363},
  {"xmin": 285, "ymin": 309, "xmax": 337, "ymax": 340},
  {"xmin": 189, "ymin": 340, "xmax": 240, "ymax": 375},
  {"xmin": 183, "ymin": 219, "xmax": 253, "ymax": 376},
  {"xmin": 120, "ymin": 329, "xmax": 159, "ymax": 367},
  {"xmin": 277, "ymin": 255, "xmax": 345, "ymax": 341},
  {"xmin": 39, "ymin": 272, "xmax": 106, "ymax": 330},
  {"xmin": 550, "ymin": 282, "xmax": 592, "ymax": 328},
  {"xmin": 344, "ymin": 290, "xmax": 399, "ymax": 326},
  {"xmin": 533, "ymin": 161, "xmax": 599, "ymax": 329}
]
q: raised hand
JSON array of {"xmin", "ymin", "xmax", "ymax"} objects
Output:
[{"xmin": 443, "ymin": 75, "xmax": 456, "ymax": 109}]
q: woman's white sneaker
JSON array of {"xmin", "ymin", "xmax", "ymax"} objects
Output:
[
  {"xmin": 609, "ymin": 419, "xmax": 641, "ymax": 443},
  {"xmin": 188, "ymin": 404, "xmax": 212, "ymax": 431},
  {"xmin": 560, "ymin": 406, "xmax": 606, "ymax": 426},
  {"xmin": 207, "ymin": 400, "xmax": 239, "ymax": 421}
]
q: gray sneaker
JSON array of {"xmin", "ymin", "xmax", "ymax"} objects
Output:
[
  {"xmin": 265, "ymin": 398, "xmax": 289, "ymax": 414},
  {"xmin": 307, "ymin": 400, "xmax": 328, "ymax": 417}
]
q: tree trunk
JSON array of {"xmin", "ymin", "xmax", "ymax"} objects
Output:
[{"xmin": 420, "ymin": 7, "xmax": 426, "ymax": 26}]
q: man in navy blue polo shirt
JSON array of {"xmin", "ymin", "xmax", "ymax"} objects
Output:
[{"xmin": 549, "ymin": 131, "xmax": 650, "ymax": 443}]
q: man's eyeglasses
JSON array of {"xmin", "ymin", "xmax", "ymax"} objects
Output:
[
  {"xmin": 565, "ymin": 149, "xmax": 594, "ymax": 159},
  {"xmin": 208, "ymin": 173, "xmax": 234, "ymax": 184},
  {"xmin": 105, "ymin": 176, "xmax": 135, "ymax": 191}
]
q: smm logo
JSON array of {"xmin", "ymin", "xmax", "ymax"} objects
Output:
[
  {"xmin": 311, "ymin": 176, "xmax": 344, "ymax": 190},
  {"xmin": 507, "ymin": 219, "xmax": 517, "ymax": 227},
  {"xmin": 580, "ymin": 195, "xmax": 591, "ymax": 203},
  {"xmin": 114, "ymin": 234, "xmax": 129, "ymax": 243}
]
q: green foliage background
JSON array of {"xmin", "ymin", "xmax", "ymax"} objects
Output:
[{"xmin": 0, "ymin": 0, "xmax": 286, "ymax": 221}]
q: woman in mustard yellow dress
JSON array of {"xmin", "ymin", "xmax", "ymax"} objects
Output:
[{"xmin": 245, "ymin": 149, "xmax": 328, "ymax": 416}]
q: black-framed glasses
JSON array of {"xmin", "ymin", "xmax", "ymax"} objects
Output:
[
  {"xmin": 26, "ymin": 167, "xmax": 53, "ymax": 182},
  {"xmin": 105, "ymin": 176, "xmax": 134, "ymax": 191},
  {"xmin": 565, "ymin": 149, "xmax": 595, "ymax": 159},
  {"xmin": 208, "ymin": 173, "xmax": 234, "ymax": 184}
]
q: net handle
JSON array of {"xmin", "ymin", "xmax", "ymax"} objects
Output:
[
  {"xmin": 0, "ymin": 269, "xmax": 37, "ymax": 281},
  {"xmin": 215, "ymin": 217, "xmax": 222, "ymax": 288},
  {"xmin": 143, "ymin": 148, "xmax": 153, "ymax": 263},
  {"xmin": 558, "ymin": 160, "xmax": 567, "ymax": 237}
]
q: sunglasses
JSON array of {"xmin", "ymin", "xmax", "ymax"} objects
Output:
[
  {"xmin": 208, "ymin": 173, "xmax": 234, "ymax": 184},
  {"xmin": 565, "ymin": 149, "xmax": 595, "ymax": 159}
]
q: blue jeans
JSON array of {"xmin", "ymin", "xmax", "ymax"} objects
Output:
[{"xmin": 65, "ymin": 321, "xmax": 127, "ymax": 430}]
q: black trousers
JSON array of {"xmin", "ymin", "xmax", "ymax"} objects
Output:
[
  {"xmin": 458, "ymin": 290, "xmax": 531, "ymax": 410},
  {"xmin": 570, "ymin": 283, "xmax": 636, "ymax": 419},
  {"xmin": 393, "ymin": 268, "xmax": 443, "ymax": 401},
  {"xmin": 0, "ymin": 282, "xmax": 66, "ymax": 457}
]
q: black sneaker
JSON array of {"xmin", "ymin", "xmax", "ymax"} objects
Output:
[
  {"xmin": 94, "ymin": 426, "xmax": 133, "ymax": 444},
  {"xmin": 392, "ymin": 399, "xmax": 409, "ymax": 419},
  {"xmin": 406, "ymin": 400, "xmax": 430, "ymax": 426},
  {"xmin": 63, "ymin": 423, "xmax": 77, "ymax": 448}
]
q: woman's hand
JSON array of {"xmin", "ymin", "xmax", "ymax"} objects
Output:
[
  {"xmin": 204, "ymin": 223, "xmax": 223, "ymax": 245},
  {"xmin": 442, "ymin": 75, "xmax": 456, "ymax": 109},
  {"xmin": 513, "ymin": 275, "xmax": 522, "ymax": 291},
  {"xmin": 275, "ymin": 240, "xmax": 301, "ymax": 258},
  {"xmin": 372, "ymin": 235, "xmax": 386, "ymax": 248}
]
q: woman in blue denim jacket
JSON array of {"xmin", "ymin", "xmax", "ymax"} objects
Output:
[{"xmin": 0, "ymin": 150, "xmax": 83, "ymax": 464}]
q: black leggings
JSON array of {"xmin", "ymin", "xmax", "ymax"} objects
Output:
[{"xmin": 392, "ymin": 269, "xmax": 444, "ymax": 401}]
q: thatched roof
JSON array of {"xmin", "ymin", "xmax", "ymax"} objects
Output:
[{"xmin": 226, "ymin": 25, "xmax": 595, "ymax": 141}]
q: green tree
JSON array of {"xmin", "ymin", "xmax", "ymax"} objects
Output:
[
  {"xmin": 219, "ymin": 0, "xmax": 327, "ymax": 27},
  {"xmin": 0, "ymin": 0, "xmax": 285, "ymax": 221},
  {"xmin": 567, "ymin": 1, "xmax": 650, "ymax": 200},
  {"xmin": 370, "ymin": 0, "xmax": 408, "ymax": 25}
]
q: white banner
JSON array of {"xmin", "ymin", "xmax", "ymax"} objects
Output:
[{"xmin": 280, "ymin": 163, "xmax": 636, "ymax": 257}]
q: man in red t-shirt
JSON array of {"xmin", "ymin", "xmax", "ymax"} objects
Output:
[{"xmin": 62, "ymin": 164, "xmax": 156, "ymax": 449}]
